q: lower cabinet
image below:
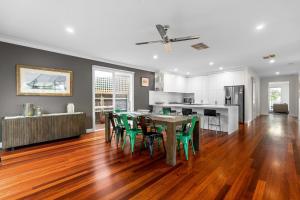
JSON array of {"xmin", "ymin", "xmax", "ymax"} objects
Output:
[{"xmin": 1, "ymin": 113, "xmax": 86, "ymax": 149}]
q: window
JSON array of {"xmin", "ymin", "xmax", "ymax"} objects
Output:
[
  {"xmin": 93, "ymin": 67, "xmax": 134, "ymax": 130},
  {"xmin": 268, "ymin": 87, "xmax": 282, "ymax": 111}
]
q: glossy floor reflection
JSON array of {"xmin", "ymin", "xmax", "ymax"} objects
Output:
[{"xmin": 0, "ymin": 114, "xmax": 299, "ymax": 199}]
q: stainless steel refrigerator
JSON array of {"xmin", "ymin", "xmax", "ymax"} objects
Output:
[{"xmin": 224, "ymin": 85, "xmax": 245, "ymax": 123}]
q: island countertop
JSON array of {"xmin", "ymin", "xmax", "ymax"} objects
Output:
[
  {"xmin": 151, "ymin": 104, "xmax": 238, "ymax": 109},
  {"xmin": 151, "ymin": 104, "xmax": 239, "ymax": 134}
]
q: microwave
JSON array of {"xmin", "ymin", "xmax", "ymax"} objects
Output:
[{"xmin": 183, "ymin": 97, "xmax": 194, "ymax": 104}]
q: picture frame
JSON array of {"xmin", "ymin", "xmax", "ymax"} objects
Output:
[
  {"xmin": 16, "ymin": 64, "xmax": 73, "ymax": 96},
  {"xmin": 141, "ymin": 77, "xmax": 149, "ymax": 87}
]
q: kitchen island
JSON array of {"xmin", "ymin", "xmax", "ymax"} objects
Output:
[{"xmin": 151, "ymin": 104, "xmax": 239, "ymax": 134}]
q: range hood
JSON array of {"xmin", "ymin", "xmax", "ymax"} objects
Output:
[{"xmin": 154, "ymin": 72, "xmax": 164, "ymax": 91}]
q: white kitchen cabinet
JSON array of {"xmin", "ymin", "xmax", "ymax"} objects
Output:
[
  {"xmin": 161, "ymin": 70, "xmax": 245, "ymax": 104},
  {"xmin": 186, "ymin": 76, "xmax": 208, "ymax": 103},
  {"xmin": 163, "ymin": 73, "xmax": 187, "ymax": 93}
]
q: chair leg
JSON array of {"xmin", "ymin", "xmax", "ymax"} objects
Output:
[
  {"xmin": 130, "ymin": 134, "xmax": 136, "ymax": 153},
  {"xmin": 157, "ymin": 137, "xmax": 161, "ymax": 150},
  {"xmin": 140, "ymin": 135, "xmax": 145, "ymax": 152},
  {"xmin": 148, "ymin": 137, "xmax": 154, "ymax": 158},
  {"xmin": 177, "ymin": 139, "xmax": 181, "ymax": 151},
  {"xmin": 121, "ymin": 129, "xmax": 124, "ymax": 140},
  {"xmin": 183, "ymin": 142, "xmax": 189, "ymax": 160},
  {"xmin": 110, "ymin": 130, "xmax": 115, "ymax": 143},
  {"xmin": 116, "ymin": 130, "xmax": 120, "ymax": 148},
  {"xmin": 161, "ymin": 135, "xmax": 166, "ymax": 153},
  {"xmin": 122, "ymin": 135, "xmax": 127, "ymax": 150},
  {"xmin": 191, "ymin": 139, "xmax": 196, "ymax": 155}
]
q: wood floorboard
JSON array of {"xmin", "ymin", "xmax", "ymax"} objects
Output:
[{"xmin": 0, "ymin": 114, "xmax": 300, "ymax": 199}]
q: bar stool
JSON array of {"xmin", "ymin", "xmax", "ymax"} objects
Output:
[
  {"xmin": 203, "ymin": 109, "xmax": 221, "ymax": 133},
  {"xmin": 182, "ymin": 108, "xmax": 192, "ymax": 116}
]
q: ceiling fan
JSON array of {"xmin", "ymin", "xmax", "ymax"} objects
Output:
[{"xmin": 136, "ymin": 24, "xmax": 200, "ymax": 52}]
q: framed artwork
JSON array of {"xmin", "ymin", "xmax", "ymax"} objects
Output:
[
  {"xmin": 16, "ymin": 64, "xmax": 73, "ymax": 96},
  {"xmin": 141, "ymin": 77, "xmax": 149, "ymax": 87}
]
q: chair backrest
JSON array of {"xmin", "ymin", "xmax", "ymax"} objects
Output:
[
  {"xmin": 114, "ymin": 109, "xmax": 121, "ymax": 113},
  {"xmin": 113, "ymin": 114, "xmax": 123, "ymax": 127},
  {"xmin": 138, "ymin": 116, "xmax": 153, "ymax": 135},
  {"xmin": 120, "ymin": 114, "xmax": 131, "ymax": 132},
  {"xmin": 204, "ymin": 109, "xmax": 217, "ymax": 116},
  {"xmin": 108, "ymin": 112, "xmax": 116, "ymax": 129},
  {"xmin": 162, "ymin": 107, "xmax": 171, "ymax": 115},
  {"xmin": 186, "ymin": 116, "xmax": 197, "ymax": 136},
  {"xmin": 182, "ymin": 108, "xmax": 193, "ymax": 116}
]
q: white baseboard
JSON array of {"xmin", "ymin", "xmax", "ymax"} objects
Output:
[
  {"xmin": 86, "ymin": 129, "xmax": 94, "ymax": 133},
  {"xmin": 0, "ymin": 142, "xmax": 2, "ymax": 149}
]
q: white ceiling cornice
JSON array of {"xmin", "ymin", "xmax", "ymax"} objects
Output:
[{"xmin": 0, "ymin": 34, "xmax": 156, "ymax": 72}]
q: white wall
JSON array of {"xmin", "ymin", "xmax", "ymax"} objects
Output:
[
  {"xmin": 245, "ymin": 68, "xmax": 261, "ymax": 123},
  {"xmin": 299, "ymin": 74, "xmax": 300, "ymax": 120},
  {"xmin": 260, "ymin": 74, "xmax": 299, "ymax": 117}
]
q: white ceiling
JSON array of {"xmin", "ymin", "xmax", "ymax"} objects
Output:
[{"xmin": 0, "ymin": 0, "xmax": 299, "ymax": 77}]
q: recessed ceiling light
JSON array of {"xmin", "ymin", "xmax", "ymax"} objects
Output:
[
  {"xmin": 174, "ymin": 68, "xmax": 178, "ymax": 72},
  {"xmin": 65, "ymin": 26, "xmax": 75, "ymax": 34},
  {"xmin": 256, "ymin": 23, "xmax": 265, "ymax": 31},
  {"xmin": 209, "ymin": 62, "xmax": 214, "ymax": 66},
  {"xmin": 219, "ymin": 66, "xmax": 224, "ymax": 70},
  {"xmin": 276, "ymin": 72, "xmax": 280, "ymax": 75},
  {"xmin": 153, "ymin": 54, "xmax": 158, "ymax": 60},
  {"xmin": 186, "ymin": 72, "xmax": 190, "ymax": 75},
  {"xmin": 269, "ymin": 59, "xmax": 275, "ymax": 64}
]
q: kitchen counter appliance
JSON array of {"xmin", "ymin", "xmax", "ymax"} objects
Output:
[{"xmin": 183, "ymin": 97, "xmax": 194, "ymax": 104}]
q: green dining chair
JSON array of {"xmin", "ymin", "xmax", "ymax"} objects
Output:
[
  {"xmin": 162, "ymin": 107, "xmax": 171, "ymax": 115},
  {"xmin": 112, "ymin": 114, "xmax": 125, "ymax": 147},
  {"xmin": 120, "ymin": 114, "xmax": 142, "ymax": 153},
  {"xmin": 176, "ymin": 116, "xmax": 197, "ymax": 160},
  {"xmin": 155, "ymin": 107, "xmax": 170, "ymax": 136},
  {"xmin": 114, "ymin": 108, "xmax": 121, "ymax": 113}
]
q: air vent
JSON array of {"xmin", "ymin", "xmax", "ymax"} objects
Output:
[
  {"xmin": 263, "ymin": 54, "xmax": 276, "ymax": 59},
  {"xmin": 191, "ymin": 43, "xmax": 209, "ymax": 50}
]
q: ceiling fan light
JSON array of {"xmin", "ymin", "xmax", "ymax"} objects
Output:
[{"xmin": 164, "ymin": 43, "xmax": 172, "ymax": 53}]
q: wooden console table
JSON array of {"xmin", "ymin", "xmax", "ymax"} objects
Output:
[{"xmin": 1, "ymin": 112, "xmax": 86, "ymax": 149}]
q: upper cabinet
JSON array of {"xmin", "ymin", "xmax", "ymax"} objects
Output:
[
  {"xmin": 155, "ymin": 70, "xmax": 246, "ymax": 103},
  {"xmin": 186, "ymin": 70, "xmax": 246, "ymax": 104},
  {"xmin": 163, "ymin": 73, "xmax": 187, "ymax": 93}
]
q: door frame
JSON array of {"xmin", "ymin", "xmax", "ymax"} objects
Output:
[{"xmin": 92, "ymin": 65, "xmax": 134, "ymax": 131}]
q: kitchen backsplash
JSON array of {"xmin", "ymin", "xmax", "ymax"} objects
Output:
[{"xmin": 149, "ymin": 91, "xmax": 194, "ymax": 105}]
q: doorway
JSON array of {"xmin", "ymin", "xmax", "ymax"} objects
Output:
[
  {"xmin": 268, "ymin": 81, "xmax": 289, "ymax": 113},
  {"xmin": 251, "ymin": 77, "xmax": 256, "ymax": 120},
  {"xmin": 92, "ymin": 66, "xmax": 134, "ymax": 131}
]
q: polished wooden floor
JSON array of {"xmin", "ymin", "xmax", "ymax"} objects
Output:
[{"xmin": 0, "ymin": 114, "xmax": 300, "ymax": 200}]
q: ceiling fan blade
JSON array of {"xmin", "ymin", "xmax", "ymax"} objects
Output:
[
  {"xmin": 156, "ymin": 24, "xmax": 167, "ymax": 40},
  {"xmin": 164, "ymin": 43, "xmax": 172, "ymax": 53},
  {"xmin": 136, "ymin": 40, "xmax": 164, "ymax": 45},
  {"xmin": 169, "ymin": 36, "xmax": 200, "ymax": 43}
]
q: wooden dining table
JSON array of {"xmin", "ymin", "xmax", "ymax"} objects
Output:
[{"xmin": 105, "ymin": 112, "xmax": 201, "ymax": 166}]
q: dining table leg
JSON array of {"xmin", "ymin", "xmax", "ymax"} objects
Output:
[
  {"xmin": 166, "ymin": 122, "xmax": 177, "ymax": 166},
  {"xmin": 105, "ymin": 112, "xmax": 111, "ymax": 142}
]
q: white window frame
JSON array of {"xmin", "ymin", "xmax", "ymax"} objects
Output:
[{"xmin": 92, "ymin": 65, "xmax": 134, "ymax": 131}]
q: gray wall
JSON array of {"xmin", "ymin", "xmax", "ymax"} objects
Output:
[
  {"xmin": 0, "ymin": 42, "xmax": 155, "ymax": 141},
  {"xmin": 260, "ymin": 74, "xmax": 299, "ymax": 117}
]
